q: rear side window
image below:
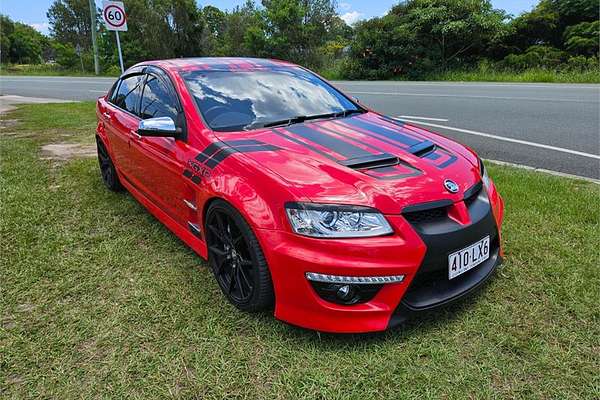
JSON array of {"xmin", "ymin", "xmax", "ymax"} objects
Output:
[
  {"xmin": 113, "ymin": 75, "xmax": 144, "ymax": 115},
  {"xmin": 140, "ymin": 75, "xmax": 178, "ymax": 121}
]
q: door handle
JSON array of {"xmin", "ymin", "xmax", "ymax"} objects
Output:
[
  {"xmin": 102, "ymin": 111, "xmax": 111, "ymax": 119},
  {"xmin": 130, "ymin": 129, "xmax": 142, "ymax": 139}
]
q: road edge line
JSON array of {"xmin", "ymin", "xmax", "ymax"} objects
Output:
[
  {"xmin": 485, "ymin": 159, "xmax": 600, "ymax": 185},
  {"xmin": 396, "ymin": 117, "xmax": 600, "ymax": 160}
]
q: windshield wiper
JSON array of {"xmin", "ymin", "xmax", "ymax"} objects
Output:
[{"xmin": 258, "ymin": 109, "xmax": 366, "ymax": 129}]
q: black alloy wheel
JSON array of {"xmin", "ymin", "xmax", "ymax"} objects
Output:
[
  {"xmin": 205, "ymin": 200, "xmax": 274, "ymax": 311},
  {"xmin": 96, "ymin": 137, "xmax": 123, "ymax": 192}
]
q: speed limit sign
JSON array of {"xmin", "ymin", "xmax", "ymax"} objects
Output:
[
  {"xmin": 102, "ymin": 1, "xmax": 127, "ymax": 73},
  {"xmin": 102, "ymin": 1, "xmax": 128, "ymax": 31}
]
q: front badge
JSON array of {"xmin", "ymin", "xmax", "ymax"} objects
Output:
[{"xmin": 444, "ymin": 179, "xmax": 459, "ymax": 193}]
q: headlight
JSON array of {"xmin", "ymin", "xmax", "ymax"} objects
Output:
[
  {"xmin": 479, "ymin": 158, "xmax": 491, "ymax": 189},
  {"xmin": 285, "ymin": 203, "xmax": 393, "ymax": 238}
]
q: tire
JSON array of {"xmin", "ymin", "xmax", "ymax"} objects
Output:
[
  {"xmin": 205, "ymin": 199, "xmax": 274, "ymax": 312},
  {"xmin": 96, "ymin": 137, "xmax": 123, "ymax": 192}
]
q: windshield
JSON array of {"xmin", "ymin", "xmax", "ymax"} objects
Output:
[{"xmin": 181, "ymin": 68, "xmax": 360, "ymax": 131}]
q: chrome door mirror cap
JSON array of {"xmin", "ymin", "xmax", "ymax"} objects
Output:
[{"xmin": 137, "ymin": 117, "xmax": 178, "ymax": 137}]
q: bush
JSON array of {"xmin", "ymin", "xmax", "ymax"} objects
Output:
[
  {"xmin": 565, "ymin": 55, "xmax": 599, "ymax": 71},
  {"xmin": 52, "ymin": 42, "xmax": 79, "ymax": 69},
  {"xmin": 502, "ymin": 45, "xmax": 567, "ymax": 70},
  {"xmin": 103, "ymin": 65, "xmax": 122, "ymax": 76}
]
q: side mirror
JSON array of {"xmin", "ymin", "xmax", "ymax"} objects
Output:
[{"xmin": 137, "ymin": 117, "xmax": 178, "ymax": 137}]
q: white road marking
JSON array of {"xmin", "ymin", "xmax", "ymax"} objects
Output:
[
  {"xmin": 397, "ymin": 115, "xmax": 449, "ymax": 122},
  {"xmin": 349, "ymin": 91, "xmax": 597, "ymax": 104},
  {"xmin": 89, "ymin": 90, "xmax": 106, "ymax": 93},
  {"xmin": 396, "ymin": 117, "xmax": 600, "ymax": 160}
]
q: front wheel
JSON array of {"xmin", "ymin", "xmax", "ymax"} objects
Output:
[{"xmin": 205, "ymin": 200, "xmax": 274, "ymax": 312}]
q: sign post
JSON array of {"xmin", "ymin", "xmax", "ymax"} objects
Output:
[
  {"xmin": 75, "ymin": 44, "xmax": 84, "ymax": 73},
  {"xmin": 102, "ymin": 1, "xmax": 128, "ymax": 74}
]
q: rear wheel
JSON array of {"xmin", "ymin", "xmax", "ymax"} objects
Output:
[
  {"xmin": 205, "ymin": 200, "xmax": 274, "ymax": 311},
  {"xmin": 96, "ymin": 137, "xmax": 123, "ymax": 192}
]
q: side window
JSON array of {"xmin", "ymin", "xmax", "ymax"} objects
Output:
[
  {"xmin": 140, "ymin": 75, "xmax": 178, "ymax": 121},
  {"xmin": 113, "ymin": 75, "xmax": 144, "ymax": 115}
]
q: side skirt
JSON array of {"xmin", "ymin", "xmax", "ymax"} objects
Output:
[{"xmin": 118, "ymin": 170, "xmax": 208, "ymax": 260}]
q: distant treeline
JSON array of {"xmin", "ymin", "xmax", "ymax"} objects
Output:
[{"xmin": 1, "ymin": 0, "xmax": 598, "ymax": 78}]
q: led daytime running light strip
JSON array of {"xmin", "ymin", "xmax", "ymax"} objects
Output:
[{"xmin": 305, "ymin": 272, "xmax": 405, "ymax": 284}]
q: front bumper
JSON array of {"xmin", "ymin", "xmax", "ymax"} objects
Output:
[{"xmin": 258, "ymin": 183, "xmax": 504, "ymax": 333}]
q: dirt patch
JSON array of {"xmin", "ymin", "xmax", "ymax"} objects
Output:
[
  {"xmin": 0, "ymin": 118, "xmax": 19, "ymax": 130},
  {"xmin": 0, "ymin": 95, "xmax": 72, "ymax": 114},
  {"xmin": 40, "ymin": 143, "xmax": 96, "ymax": 160}
]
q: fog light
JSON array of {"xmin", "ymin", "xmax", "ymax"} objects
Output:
[
  {"xmin": 306, "ymin": 272, "xmax": 404, "ymax": 305},
  {"xmin": 336, "ymin": 284, "xmax": 355, "ymax": 301}
]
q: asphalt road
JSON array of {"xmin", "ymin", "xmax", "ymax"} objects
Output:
[{"xmin": 1, "ymin": 75, "xmax": 599, "ymax": 179}]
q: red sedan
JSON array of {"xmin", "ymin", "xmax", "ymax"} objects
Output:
[{"xmin": 96, "ymin": 57, "xmax": 504, "ymax": 333}]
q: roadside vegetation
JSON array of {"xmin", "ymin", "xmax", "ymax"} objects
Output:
[
  {"xmin": 0, "ymin": 63, "xmax": 118, "ymax": 77},
  {"xmin": 422, "ymin": 64, "xmax": 600, "ymax": 84},
  {"xmin": 1, "ymin": 0, "xmax": 598, "ymax": 83},
  {"xmin": 1, "ymin": 102, "xmax": 599, "ymax": 398}
]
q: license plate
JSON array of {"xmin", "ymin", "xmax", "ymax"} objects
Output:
[{"xmin": 448, "ymin": 236, "xmax": 490, "ymax": 280}]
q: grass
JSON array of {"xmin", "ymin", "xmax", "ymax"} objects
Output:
[
  {"xmin": 4, "ymin": 62, "xmax": 598, "ymax": 84},
  {"xmin": 1, "ymin": 102, "xmax": 599, "ymax": 399},
  {"xmin": 426, "ymin": 67, "xmax": 600, "ymax": 84},
  {"xmin": 0, "ymin": 63, "xmax": 119, "ymax": 77}
]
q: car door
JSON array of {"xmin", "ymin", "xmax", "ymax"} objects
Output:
[
  {"xmin": 128, "ymin": 71, "xmax": 190, "ymax": 227},
  {"xmin": 103, "ymin": 74, "xmax": 145, "ymax": 179}
]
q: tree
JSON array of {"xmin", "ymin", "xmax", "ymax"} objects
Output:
[
  {"xmin": 346, "ymin": 0, "xmax": 507, "ymax": 78},
  {"xmin": 110, "ymin": 0, "xmax": 204, "ymax": 66},
  {"xmin": 0, "ymin": 15, "xmax": 50, "ymax": 64},
  {"xmin": 222, "ymin": 1, "xmax": 263, "ymax": 57},
  {"xmin": 564, "ymin": 21, "xmax": 599, "ymax": 56},
  {"xmin": 254, "ymin": 0, "xmax": 340, "ymax": 66},
  {"xmin": 550, "ymin": 0, "xmax": 599, "ymax": 27},
  {"xmin": 47, "ymin": 0, "xmax": 93, "ymax": 50},
  {"xmin": 1, "ymin": 15, "xmax": 15, "ymax": 62}
]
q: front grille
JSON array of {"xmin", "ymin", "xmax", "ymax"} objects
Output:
[{"xmin": 403, "ymin": 206, "xmax": 448, "ymax": 225}]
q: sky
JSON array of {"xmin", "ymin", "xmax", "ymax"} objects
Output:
[{"xmin": 1, "ymin": 0, "xmax": 539, "ymax": 35}]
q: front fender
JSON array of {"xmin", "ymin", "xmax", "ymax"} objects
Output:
[{"xmin": 196, "ymin": 153, "xmax": 306, "ymax": 233}]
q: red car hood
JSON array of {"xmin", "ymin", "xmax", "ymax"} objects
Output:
[{"xmin": 214, "ymin": 112, "xmax": 481, "ymax": 214}]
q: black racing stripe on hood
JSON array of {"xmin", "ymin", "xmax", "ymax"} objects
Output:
[
  {"xmin": 437, "ymin": 154, "xmax": 458, "ymax": 168},
  {"xmin": 342, "ymin": 117, "xmax": 422, "ymax": 147},
  {"xmin": 223, "ymin": 139, "xmax": 264, "ymax": 147},
  {"xmin": 315, "ymin": 124, "xmax": 393, "ymax": 156},
  {"xmin": 270, "ymin": 129, "xmax": 338, "ymax": 161},
  {"xmin": 285, "ymin": 124, "xmax": 377, "ymax": 160},
  {"xmin": 328, "ymin": 120, "xmax": 411, "ymax": 152}
]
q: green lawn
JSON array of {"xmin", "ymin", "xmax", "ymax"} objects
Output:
[
  {"xmin": 0, "ymin": 64, "xmax": 120, "ymax": 77},
  {"xmin": 425, "ymin": 67, "xmax": 600, "ymax": 84},
  {"xmin": 1, "ymin": 102, "xmax": 599, "ymax": 399}
]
